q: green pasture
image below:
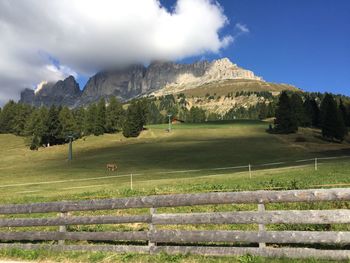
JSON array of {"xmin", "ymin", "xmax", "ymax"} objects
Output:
[{"xmin": 0, "ymin": 120, "xmax": 349, "ymax": 262}]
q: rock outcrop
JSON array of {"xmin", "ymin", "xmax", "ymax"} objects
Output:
[
  {"xmin": 20, "ymin": 76, "xmax": 82, "ymax": 107},
  {"xmin": 19, "ymin": 58, "xmax": 266, "ymax": 107}
]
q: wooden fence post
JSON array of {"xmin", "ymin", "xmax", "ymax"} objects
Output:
[
  {"xmin": 149, "ymin": 208, "xmax": 157, "ymax": 253},
  {"xmin": 249, "ymin": 164, "xmax": 252, "ymax": 179},
  {"xmin": 58, "ymin": 212, "xmax": 68, "ymax": 245},
  {"xmin": 258, "ymin": 204, "xmax": 266, "ymax": 248}
]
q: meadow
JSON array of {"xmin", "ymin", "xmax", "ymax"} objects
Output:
[{"xmin": 0, "ymin": 120, "xmax": 349, "ymax": 262}]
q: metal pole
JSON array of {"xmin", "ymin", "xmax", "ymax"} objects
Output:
[
  {"xmin": 168, "ymin": 115, "xmax": 172, "ymax": 132},
  {"xmin": 249, "ymin": 164, "xmax": 252, "ymax": 179},
  {"xmin": 315, "ymin": 158, "xmax": 318, "ymax": 171},
  {"xmin": 130, "ymin": 173, "xmax": 133, "ymax": 190},
  {"xmin": 68, "ymin": 138, "xmax": 73, "ymax": 161}
]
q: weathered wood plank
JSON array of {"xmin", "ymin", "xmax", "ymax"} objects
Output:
[
  {"xmin": 58, "ymin": 212, "xmax": 67, "ymax": 245},
  {"xmin": 0, "ymin": 243, "xmax": 149, "ymax": 253},
  {"xmin": 0, "ymin": 244, "xmax": 348, "ymax": 260},
  {"xmin": 1, "ymin": 210, "xmax": 348, "ymax": 228},
  {"xmin": 152, "ymin": 210, "xmax": 350, "ymax": 225},
  {"xmin": 0, "ymin": 231, "xmax": 149, "ymax": 241},
  {"xmin": 151, "ymin": 230, "xmax": 350, "ymax": 244},
  {"xmin": 258, "ymin": 204, "xmax": 266, "ymax": 248},
  {"xmin": 154, "ymin": 246, "xmax": 350, "ymax": 260},
  {"xmin": 0, "ymin": 215, "xmax": 151, "ymax": 227},
  {"xmin": 0, "ymin": 188, "xmax": 348, "ymax": 214},
  {"xmin": 149, "ymin": 208, "xmax": 156, "ymax": 250},
  {"xmin": 2, "ymin": 230, "xmax": 348, "ymax": 244}
]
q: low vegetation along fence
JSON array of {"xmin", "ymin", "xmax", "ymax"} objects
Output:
[{"xmin": 0, "ymin": 188, "xmax": 349, "ymax": 260}]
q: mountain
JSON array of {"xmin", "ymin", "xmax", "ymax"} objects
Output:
[
  {"xmin": 19, "ymin": 58, "xmax": 298, "ymax": 107},
  {"xmin": 20, "ymin": 76, "xmax": 81, "ymax": 107}
]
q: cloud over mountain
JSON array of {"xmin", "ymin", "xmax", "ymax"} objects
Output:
[{"xmin": 0, "ymin": 0, "xmax": 232, "ymax": 105}]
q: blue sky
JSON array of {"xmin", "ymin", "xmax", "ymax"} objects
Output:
[{"xmin": 158, "ymin": 0, "xmax": 350, "ymax": 96}]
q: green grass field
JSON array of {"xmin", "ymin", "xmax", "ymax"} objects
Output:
[
  {"xmin": 0, "ymin": 120, "xmax": 349, "ymax": 262},
  {"xmin": 0, "ymin": 120, "xmax": 349, "ymax": 202}
]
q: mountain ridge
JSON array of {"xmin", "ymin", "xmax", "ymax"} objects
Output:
[{"xmin": 19, "ymin": 58, "xmax": 297, "ymax": 107}]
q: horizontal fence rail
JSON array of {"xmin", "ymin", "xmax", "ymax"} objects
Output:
[
  {"xmin": 1, "ymin": 210, "xmax": 350, "ymax": 228},
  {"xmin": 0, "ymin": 188, "xmax": 349, "ymax": 214},
  {"xmin": 0, "ymin": 188, "xmax": 349, "ymax": 260}
]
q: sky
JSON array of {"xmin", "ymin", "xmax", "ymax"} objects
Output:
[{"xmin": 0, "ymin": 0, "xmax": 349, "ymax": 105}]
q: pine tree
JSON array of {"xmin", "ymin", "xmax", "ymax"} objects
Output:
[
  {"xmin": 267, "ymin": 102, "xmax": 275, "ymax": 118},
  {"xmin": 321, "ymin": 94, "xmax": 347, "ymax": 142},
  {"xmin": 274, "ymin": 91, "xmax": 298, "ymax": 134},
  {"xmin": 122, "ymin": 100, "xmax": 148, "ymax": 137},
  {"xmin": 45, "ymin": 105, "xmax": 63, "ymax": 145},
  {"xmin": 59, "ymin": 107, "xmax": 78, "ymax": 138},
  {"xmin": 84, "ymin": 103, "xmax": 97, "ymax": 135},
  {"xmin": 258, "ymin": 103, "xmax": 268, "ymax": 120},
  {"xmin": 0, "ymin": 100, "xmax": 17, "ymax": 133},
  {"xmin": 303, "ymin": 97, "xmax": 320, "ymax": 127},
  {"xmin": 25, "ymin": 107, "xmax": 49, "ymax": 149},
  {"xmin": 72, "ymin": 107, "xmax": 86, "ymax": 135},
  {"xmin": 94, "ymin": 98, "xmax": 106, "ymax": 135},
  {"xmin": 146, "ymin": 101, "xmax": 163, "ymax": 124},
  {"xmin": 339, "ymin": 99, "xmax": 348, "ymax": 126},
  {"xmin": 13, "ymin": 103, "xmax": 33, "ymax": 136},
  {"xmin": 187, "ymin": 107, "xmax": 206, "ymax": 123},
  {"xmin": 106, "ymin": 96, "xmax": 124, "ymax": 132},
  {"xmin": 290, "ymin": 93, "xmax": 306, "ymax": 126}
]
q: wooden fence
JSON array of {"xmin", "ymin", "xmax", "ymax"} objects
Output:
[{"xmin": 0, "ymin": 188, "xmax": 349, "ymax": 260}]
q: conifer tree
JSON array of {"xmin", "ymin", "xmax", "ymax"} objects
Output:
[
  {"xmin": 59, "ymin": 106, "xmax": 78, "ymax": 137},
  {"xmin": 290, "ymin": 93, "xmax": 306, "ymax": 126},
  {"xmin": 45, "ymin": 105, "xmax": 63, "ymax": 145},
  {"xmin": 84, "ymin": 103, "xmax": 97, "ymax": 135},
  {"xmin": 106, "ymin": 96, "xmax": 124, "ymax": 132},
  {"xmin": 122, "ymin": 100, "xmax": 148, "ymax": 137},
  {"xmin": 258, "ymin": 103, "xmax": 268, "ymax": 120},
  {"xmin": 25, "ymin": 107, "xmax": 49, "ymax": 149},
  {"xmin": 339, "ymin": 99, "xmax": 348, "ymax": 126},
  {"xmin": 146, "ymin": 101, "xmax": 163, "ymax": 124},
  {"xmin": 72, "ymin": 107, "xmax": 86, "ymax": 135},
  {"xmin": 187, "ymin": 107, "xmax": 206, "ymax": 123},
  {"xmin": 274, "ymin": 91, "xmax": 298, "ymax": 133},
  {"xmin": 94, "ymin": 98, "xmax": 106, "ymax": 135},
  {"xmin": 13, "ymin": 103, "xmax": 33, "ymax": 136},
  {"xmin": 303, "ymin": 97, "xmax": 320, "ymax": 127},
  {"xmin": 0, "ymin": 100, "xmax": 17, "ymax": 133},
  {"xmin": 267, "ymin": 102, "xmax": 275, "ymax": 118},
  {"xmin": 321, "ymin": 94, "xmax": 347, "ymax": 141}
]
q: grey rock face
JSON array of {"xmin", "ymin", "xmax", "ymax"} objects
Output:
[
  {"xmin": 19, "ymin": 58, "xmax": 263, "ymax": 107},
  {"xmin": 20, "ymin": 76, "xmax": 82, "ymax": 107},
  {"xmin": 77, "ymin": 60, "xmax": 210, "ymax": 105},
  {"xmin": 19, "ymin": 88, "xmax": 35, "ymax": 105}
]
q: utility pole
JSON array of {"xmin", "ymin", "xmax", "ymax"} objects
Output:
[
  {"xmin": 168, "ymin": 114, "xmax": 172, "ymax": 132},
  {"xmin": 315, "ymin": 158, "xmax": 318, "ymax": 171},
  {"xmin": 66, "ymin": 134, "xmax": 74, "ymax": 161}
]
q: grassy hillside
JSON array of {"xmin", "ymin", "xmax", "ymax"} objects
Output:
[
  {"xmin": 0, "ymin": 121, "xmax": 350, "ymax": 262},
  {"xmin": 0, "ymin": 120, "xmax": 349, "ymax": 202},
  {"xmin": 176, "ymin": 79, "xmax": 299, "ymax": 97}
]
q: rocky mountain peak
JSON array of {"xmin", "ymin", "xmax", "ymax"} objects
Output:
[
  {"xmin": 20, "ymin": 58, "xmax": 265, "ymax": 107},
  {"xmin": 20, "ymin": 75, "xmax": 81, "ymax": 107}
]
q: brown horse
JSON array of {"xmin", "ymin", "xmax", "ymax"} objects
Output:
[{"xmin": 106, "ymin": 163, "xmax": 117, "ymax": 172}]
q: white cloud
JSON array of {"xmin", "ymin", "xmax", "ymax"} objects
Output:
[
  {"xmin": 0, "ymin": 0, "xmax": 232, "ymax": 105},
  {"xmin": 235, "ymin": 23, "xmax": 250, "ymax": 33}
]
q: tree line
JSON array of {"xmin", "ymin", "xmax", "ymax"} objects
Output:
[
  {"xmin": 274, "ymin": 91, "xmax": 349, "ymax": 141},
  {"xmin": 1, "ymin": 91, "xmax": 349, "ymax": 149},
  {"xmin": 0, "ymin": 97, "xmax": 148, "ymax": 149}
]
